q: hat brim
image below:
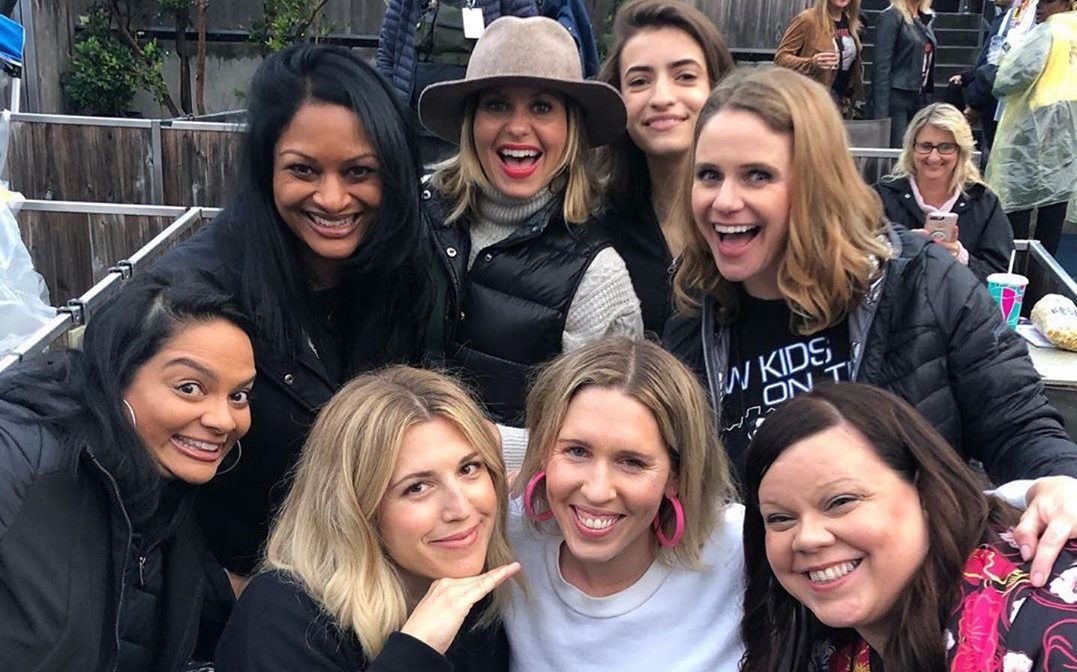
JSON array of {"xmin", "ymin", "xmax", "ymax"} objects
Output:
[{"xmin": 418, "ymin": 76, "xmax": 627, "ymax": 148}]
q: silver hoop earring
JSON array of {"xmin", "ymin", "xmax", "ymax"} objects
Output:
[
  {"xmin": 217, "ymin": 440, "xmax": 243, "ymax": 476},
  {"xmin": 122, "ymin": 399, "xmax": 137, "ymax": 428}
]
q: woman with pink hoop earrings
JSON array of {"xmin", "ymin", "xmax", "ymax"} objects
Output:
[{"xmin": 505, "ymin": 337, "xmax": 746, "ymax": 671}]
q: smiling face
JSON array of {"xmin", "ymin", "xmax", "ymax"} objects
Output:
[
  {"xmin": 273, "ymin": 101, "xmax": 383, "ymax": 286},
  {"xmin": 691, "ymin": 109, "xmax": 793, "ymax": 300},
  {"xmin": 912, "ymin": 124, "xmax": 958, "ymax": 186},
  {"xmin": 378, "ymin": 416, "xmax": 498, "ymax": 583},
  {"xmin": 543, "ymin": 386, "xmax": 675, "ymax": 591},
  {"xmin": 757, "ymin": 424, "xmax": 929, "ymax": 649},
  {"xmin": 472, "ymin": 86, "xmax": 569, "ymax": 200},
  {"xmin": 123, "ymin": 319, "xmax": 256, "ymax": 485},
  {"xmin": 620, "ymin": 27, "xmax": 710, "ymax": 161}
]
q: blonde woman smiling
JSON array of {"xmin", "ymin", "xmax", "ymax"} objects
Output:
[{"xmin": 215, "ymin": 367, "xmax": 519, "ymax": 671}]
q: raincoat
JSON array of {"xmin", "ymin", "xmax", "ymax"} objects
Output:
[{"xmin": 986, "ymin": 12, "xmax": 1077, "ymax": 211}]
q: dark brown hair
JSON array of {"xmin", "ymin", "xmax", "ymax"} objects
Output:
[
  {"xmin": 740, "ymin": 383, "xmax": 1019, "ymax": 672},
  {"xmin": 596, "ymin": 0, "xmax": 734, "ymax": 213}
]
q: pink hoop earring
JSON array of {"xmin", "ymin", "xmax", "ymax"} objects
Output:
[
  {"xmin": 652, "ymin": 493, "xmax": 685, "ymax": 548},
  {"xmin": 523, "ymin": 470, "xmax": 555, "ymax": 522}
]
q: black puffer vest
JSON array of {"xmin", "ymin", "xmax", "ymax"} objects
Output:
[{"xmin": 424, "ymin": 188, "xmax": 610, "ymax": 424}]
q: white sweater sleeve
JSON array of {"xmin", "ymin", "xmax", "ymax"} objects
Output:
[{"xmin": 562, "ymin": 247, "xmax": 643, "ymax": 352}]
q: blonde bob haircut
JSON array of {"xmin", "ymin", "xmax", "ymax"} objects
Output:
[
  {"xmin": 673, "ymin": 67, "xmax": 891, "ymax": 335},
  {"xmin": 512, "ymin": 337, "xmax": 736, "ymax": 569},
  {"xmin": 431, "ymin": 95, "xmax": 601, "ymax": 225},
  {"xmin": 889, "ymin": 102, "xmax": 985, "ymax": 197},
  {"xmin": 264, "ymin": 365, "xmax": 514, "ymax": 657},
  {"xmin": 891, "ymin": 0, "xmax": 933, "ymax": 23}
]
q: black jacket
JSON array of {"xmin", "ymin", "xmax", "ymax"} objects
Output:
[
  {"xmin": 664, "ymin": 225, "xmax": 1077, "ymax": 483},
  {"xmin": 875, "ymin": 176, "xmax": 1015, "ymax": 282},
  {"xmin": 424, "ymin": 188, "xmax": 609, "ymax": 425},
  {"xmin": 154, "ymin": 222, "xmax": 342, "ymax": 575},
  {"xmin": 216, "ymin": 570, "xmax": 510, "ymax": 672},
  {"xmin": 598, "ymin": 202, "xmax": 675, "ymax": 338},
  {"xmin": 0, "ymin": 400, "xmax": 205, "ymax": 672},
  {"xmin": 871, "ymin": 7, "xmax": 937, "ymax": 116}
]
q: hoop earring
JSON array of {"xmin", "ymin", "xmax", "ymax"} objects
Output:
[
  {"xmin": 122, "ymin": 399, "xmax": 137, "ymax": 428},
  {"xmin": 523, "ymin": 470, "xmax": 555, "ymax": 522},
  {"xmin": 216, "ymin": 440, "xmax": 242, "ymax": 477},
  {"xmin": 652, "ymin": 493, "xmax": 685, "ymax": 548}
]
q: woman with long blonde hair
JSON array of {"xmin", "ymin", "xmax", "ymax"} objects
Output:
[
  {"xmin": 774, "ymin": 0, "xmax": 865, "ymax": 117},
  {"xmin": 875, "ymin": 102, "xmax": 1014, "ymax": 281},
  {"xmin": 871, "ymin": 0, "xmax": 937, "ymax": 146},
  {"xmin": 663, "ymin": 66, "xmax": 1077, "ymax": 495},
  {"xmin": 215, "ymin": 366, "xmax": 519, "ymax": 671}
]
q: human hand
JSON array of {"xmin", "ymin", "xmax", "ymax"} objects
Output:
[
  {"xmin": 1012, "ymin": 476, "xmax": 1077, "ymax": 587},
  {"xmin": 949, "ymin": 74, "xmax": 964, "ymax": 86},
  {"xmin": 963, "ymin": 107, "xmax": 981, "ymax": 125},
  {"xmin": 812, "ymin": 51, "xmax": 839, "ymax": 70},
  {"xmin": 400, "ymin": 562, "xmax": 522, "ymax": 653}
]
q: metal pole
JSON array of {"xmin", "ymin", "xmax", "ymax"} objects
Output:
[{"xmin": 149, "ymin": 119, "xmax": 164, "ymax": 205}]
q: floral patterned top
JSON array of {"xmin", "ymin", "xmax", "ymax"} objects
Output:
[{"xmin": 815, "ymin": 533, "xmax": 1077, "ymax": 671}]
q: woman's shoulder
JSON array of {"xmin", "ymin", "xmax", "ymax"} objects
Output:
[
  {"xmin": 949, "ymin": 535, "xmax": 1077, "ymax": 666},
  {"xmin": 216, "ymin": 570, "xmax": 365, "ymax": 670}
]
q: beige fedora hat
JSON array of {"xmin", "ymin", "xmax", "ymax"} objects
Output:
[{"xmin": 417, "ymin": 16, "xmax": 627, "ymax": 147}]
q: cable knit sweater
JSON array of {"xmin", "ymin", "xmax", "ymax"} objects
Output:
[{"xmin": 472, "ymin": 186, "xmax": 643, "ymax": 466}]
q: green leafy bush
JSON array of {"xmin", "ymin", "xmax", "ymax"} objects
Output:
[{"xmin": 62, "ymin": 5, "xmax": 168, "ymax": 116}]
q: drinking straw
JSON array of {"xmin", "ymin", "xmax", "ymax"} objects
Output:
[{"xmin": 1007, "ymin": 249, "xmax": 1016, "ymax": 274}]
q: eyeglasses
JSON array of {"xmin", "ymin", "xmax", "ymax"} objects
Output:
[{"xmin": 914, "ymin": 141, "xmax": 958, "ymax": 156}]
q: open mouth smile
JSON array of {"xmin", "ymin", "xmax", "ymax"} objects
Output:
[
  {"xmin": 170, "ymin": 434, "xmax": 226, "ymax": 463},
  {"xmin": 802, "ymin": 558, "xmax": 863, "ymax": 586},
  {"xmin": 570, "ymin": 505, "xmax": 623, "ymax": 537},
  {"xmin": 497, "ymin": 145, "xmax": 543, "ymax": 179},
  {"xmin": 712, "ymin": 223, "xmax": 762, "ymax": 254},
  {"xmin": 304, "ymin": 212, "xmax": 363, "ymax": 238}
]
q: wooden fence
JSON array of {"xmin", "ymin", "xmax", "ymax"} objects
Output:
[
  {"xmin": 16, "ymin": 202, "xmax": 209, "ymax": 304},
  {"xmin": 5, "ymin": 114, "xmax": 242, "ymax": 206}
]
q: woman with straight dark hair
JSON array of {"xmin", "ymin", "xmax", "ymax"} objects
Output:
[
  {"xmin": 596, "ymin": 0, "xmax": 734, "ymax": 335},
  {"xmin": 155, "ymin": 43, "xmax": 434, "ymax": 584},
  {"xmin": 0, "ymin": 269, "xmax": 256, "ymax": 671},
  {"xmin": 741, "ymin": 383, "xmax": 1077, "ymax": 671}
]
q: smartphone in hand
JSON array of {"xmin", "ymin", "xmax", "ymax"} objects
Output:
[{"xmin": 924, "ymin": 212, "xmax": 958, "ymax": 243}]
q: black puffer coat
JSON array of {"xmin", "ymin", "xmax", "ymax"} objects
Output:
[
  {"xmin": 875, "ymin": 176, "xmax": 1014, "ymax": 282},
  {"xmin": 0, "ymin": 400, "xmax": 205, "ymax": 672},
  {"xmin": 664, "ymin": 224, "xmax": 1077, "ymax": 483}
]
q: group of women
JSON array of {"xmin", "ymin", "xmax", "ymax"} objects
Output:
[{"xmin": 4, "ymin": 0, "xmax": 1077, "ymax": 670}]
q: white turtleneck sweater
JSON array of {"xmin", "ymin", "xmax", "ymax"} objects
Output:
[{"xmin": 469, "ymin": 186, "xmax": 643, "ymax": 466}]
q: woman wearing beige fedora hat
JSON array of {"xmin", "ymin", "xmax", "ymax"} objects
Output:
[{"xmin": 418, "ymin": 15, "xmax": 643, "ymax": 466}]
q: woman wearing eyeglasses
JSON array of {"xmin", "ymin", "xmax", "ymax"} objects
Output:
[{"xmin": 875, "ymin": 103, "xmax": 1014, "ymax": 282}]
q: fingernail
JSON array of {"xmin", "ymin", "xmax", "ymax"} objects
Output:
[
  {"xmin": 1032, "ymin": 571, "xmax": 1044, "ymax": 586},
  {"xmin": 1020, "ymin": 544, "xmax": 1033, "ymax": 561}
]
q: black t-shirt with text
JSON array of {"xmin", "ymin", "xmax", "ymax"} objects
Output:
[{"xmin": 721, "ymin": 294, "xmax": 852, "ymax": 470}]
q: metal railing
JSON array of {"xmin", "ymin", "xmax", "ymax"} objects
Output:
[{"xmin": 0, "ymin": 201, "xmax": 219, "ymax": 375}]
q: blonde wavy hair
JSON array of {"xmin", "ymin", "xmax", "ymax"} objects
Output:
[
  {"xmin": 892, "ymin": 0, "xmax": 933, "ymax": 22},
  {"xmin": 431, "ymin": 94, "xmax": 601, "ymax": 224},
  {"xmin": 673, "ymin": 67, "xmax": 891, "ymax": 335},
  {"xmin": 889, "ymin": 102, "xmax": 985, "ymax": 196},
  {"xmin": 511, "ymin": 337, "xmax": 736, "ymax": 569},
  {"xmin": 814, "ymin": 0, "xmax": 863, "ymax": 41},
  {"xmin": 264, "ymin": 366, "xmax": 514, "ymax": 656}
]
